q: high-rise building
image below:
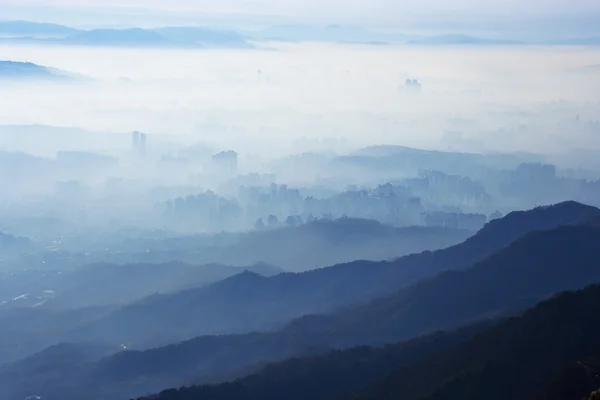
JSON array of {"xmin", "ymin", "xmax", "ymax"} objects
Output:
[
  {"xmin": 131, "ymin": 131, "xmax": 147, "ymax": 155},
  {"xmin": 139, "ymin": 132, "xmax": 147, "ymax": 154}
]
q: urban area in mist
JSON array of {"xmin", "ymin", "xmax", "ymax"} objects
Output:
[{"xmin": 1, "ymin": 1, "xmax": 600, "ymax": 399}]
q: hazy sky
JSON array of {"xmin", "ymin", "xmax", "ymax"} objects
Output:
[
  {"xmin": 4, "ymin": 0, "xmax": 600, "ymax": 13},
  {"xmin": 3, "ymin": 0, "xmax": 600, "ymax": 29}
]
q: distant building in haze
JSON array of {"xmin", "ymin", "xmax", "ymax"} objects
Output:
[
  {"xmin": 212, "ymin": 150, "xmax": 238, "ymax": 176},
  {"xmin": 131, "ymin": 131, "xmax": 147, "ymax": 155},
  {"xmin": 405, "ymin": 78, "xmax": 422, "ymax": 92}
]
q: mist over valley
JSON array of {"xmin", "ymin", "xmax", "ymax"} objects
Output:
[{"xmin": 1, "ymin": 7, "xmax": 600, "ymax": 400}]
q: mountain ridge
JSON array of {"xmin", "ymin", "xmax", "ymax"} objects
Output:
[
  {"xmin": 4, "ymin": 206, "xmax": 600, "ymax": 399},
  {"xmin": 53, "ymin": 201, "xmax": 600, "ymax": 350},
  {"xmin": 133, "ymin": 284, "xmax": 600, "ymax": 400},
  {"xmin": 0, "ymin": 60, "xmax": 82, "ymax": 81}
]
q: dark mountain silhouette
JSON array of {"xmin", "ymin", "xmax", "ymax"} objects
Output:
[
  {"xmin": 276, "ymin": 224, "xmax": 600, "ymax": 347},
  {"xmin": 133, "ymin": 285, "xmax": 600, "ymax": 400},
  {"xmin": 353, "ymin": 285, "xmax": 600, "ymax": 400},
  {"xmin": 65, "ymin": 202, "xmax": 600, "ymax": 347},
  {"xmin": 6, "ymin": 218, "xmax": 600, "ymax": 399},
  {"xmin": 134, "ymin": 322, "xmax": 496, "ymax": 400},
  {"xmin": 388, "ymin": 201, "xmax": 600, "ymax": 280},
  {"xmin": 536, "ymin": 355, "xmax": 600, "ymax": 400}
]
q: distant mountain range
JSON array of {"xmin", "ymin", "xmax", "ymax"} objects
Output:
[
  {"xmin": 122, "ymin": 224, "xmax": 600, "ymax": 400},
  {"xmin": 0, "ymin": 21, "xmax": 253, "ymax": 48},
  {"xmin": 0, "ymin": 20, "xmax": 80, "ymax": 37},
  {"xmin": 346, "ymin": 144, "xmax": 540, "ymax": 173},
  {"xmin": 0, "ymin": 61, "xmax": 82, "ymax": 81},
  {"xmin": 51, "ymin": 202, "xmax": 599, "ymax": 348},
  {"xmin": 0, "ymin": 261, "xmax": 284, "ymax": 311},
  {"xmin": 62, "ymin": 28, "xmax": 177, "ymax": 47},
  {"xmin": 0, "ymin": 261, "xmax": 283, "ymax": 363},
  {"xmin": 125, "ymin": 218, "xmax": 473, "ymax": 273},
  {"xmin": 2, "ymin": 201, "xmax": 600, "ymax": 399},
  {"xmin": 407, "ymin": 34, "xmax": 524, "ymax": 45},
  {"xmin": 245, "ymin": 24, "xmax": 408, "ymax": 44},
  {"xmin": 1, "ymin": 20, "xmax": 598, "ymax": 47}
]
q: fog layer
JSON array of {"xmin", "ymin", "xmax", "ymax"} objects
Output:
[{"xmin": 2, "ymin": 43, "xmax": 600, "ymax": 155}]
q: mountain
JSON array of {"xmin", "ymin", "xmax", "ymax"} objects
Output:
[
  {"xmin": 39, "ymin": 261, "xmax": 284, "ymax": 310},
  {"xmin": 0, "ymin": 61, "xmax": 80, "ymax": 81},
  {"xmin": 153, "ymin": 27, "xmax": 252, "ymax": 48},
  {"xmin": 116, "ymin": 219, "xmax": 472, "ymax": 273},
  {"xmin": 352, "ymin": 285, "xmax": 600, "ymax": 400},
  {"xmin": 347, "ymin": 145, "xmax": 538, "ymax": 173},
  {"xmin": 6, "ymin": 215, "xmax": 600, "ymax": 399},
  {"xmin": 62, "ymin": 28, "xmax": 185, "ymax": 47},
  {"xmin": 3, "ymin": 342, "xmax": 118, "ymax": 376},
  {"xmin": 282, "ymin": 224, "xmax": 600, "ymax": 348},
  {"xmin": 536, "ymin": 355, "xmax": 600, "ymax": 400},
  {"xmin": 0, "ymin": 231, "xmax": 34, "ymax": 254},
  {"xmin": 134, "ymin": 284, "xmax": 600, "ymax": 400},
  {"xmin": 217, "ymin": 219, "xmax": 473, "ymax": 272},
  {"xmin": 554, "ymin": 37, "xmax": 600, "ymax": 45},
  {"xmin": 0, "ymin": 262, "xmax": 283, "ymax": 364},
  {"xmin": 248, "ymin": 25, "xmax": 407, "ymax": 43},
  {"xmin": 0, "ymin": 20, "xmax": 80, "ymax": 37},
  {"xmin": 0, "ymin": 305, "xmax": 114, "ymax": 365},
  {"xmin": 0, "ymin": 21, "xmax": 253, "ymax": 48},
  {"xmin": 0, "ymin": 342, "xmax": 119, "ymax": 399},
  {"xmin": 50, "ymin": 202, "xmax": 600, "ymax": 348},
  {"xmin": 135, "ymin": 322, "xmax": 496, "ymax": 400},
  {"xmin": 408, "ymin": 34, "xmax": 523, "ymax": 45}
]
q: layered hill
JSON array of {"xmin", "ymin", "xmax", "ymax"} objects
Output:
[
  {"xmin": 60, "ymin": 202, "xmax": 599, "ymax": 347},
  {"xmin": 353, "ymin": 285, "xmax": 600, "ymax": 400},
  {"xmin": 536, "ymin": 355, "xmax": 600, "ymax": 400},
  {"xmin": 136, "ymin": 284, "xmax": 600, "ymax": 400},
  {"xmin": 4, "ymin": 207, "xmax": 600, "ymax": 399},
  {"xmin": 127, "ymin": 218, "xmax": 473, "ymax": 273},
  {"xmin": 41, "ymin": 261, "xmax": 284, "ymax": 309},
  {"xmin": 0, "ymin": 262, "xmax": 282, "ymax": 364}
]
